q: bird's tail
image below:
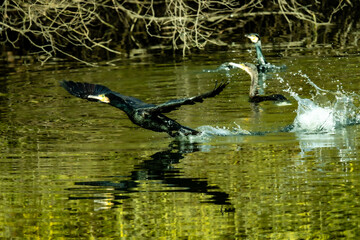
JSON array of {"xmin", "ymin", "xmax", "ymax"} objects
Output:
[{"xmin": 60, "ymin": 80, "xmax": 112, "ymax": 100}]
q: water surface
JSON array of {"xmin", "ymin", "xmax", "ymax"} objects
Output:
[{"xmin": 1, "ymin": 51, "xmax": 360, "ymax": 238}]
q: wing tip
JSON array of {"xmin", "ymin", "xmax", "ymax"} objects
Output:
[
  {"xmin": 60, "ymin": 80, "xmax": 113, "ymax": 100},
  {"xmin": 212, "ymin": 80, "xmax": 229, "ymax": 95}
]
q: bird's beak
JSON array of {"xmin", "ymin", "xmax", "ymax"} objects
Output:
[
  {"xmin": 227, "ymin": 63, "xmax": 253, "ymax": 75},
  {"xmin": 227, "ymin": 62, "xmax": 245, "ymax": 69},
  {"xmin": 245, "ymin": 34, "xmax": 258, "ymax": 43},
  {"xmin": 238, "ymin": 63, "xmax": 246, "ymax": 69},
  {"xmin": 88, "ymin": 94, "xmax": 110, "ymax": 103}
]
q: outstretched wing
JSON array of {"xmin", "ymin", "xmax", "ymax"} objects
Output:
[
  {"xmin": 61, "ymin": 80, "xmax": 153, "ymax": 110},
  {"xmin": 60, "ymin": 80, "xmax": 112, "ymax": 101},
  {"xmin": 144, "ymin": 81, "xmax": 229, "ymax": 114}
]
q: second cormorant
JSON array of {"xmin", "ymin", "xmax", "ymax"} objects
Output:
[
  {"xmin": 228, "ymin": 62, "xmax": 288, "ymax": 103},
  {"xmin": 245, "ymin": 33, "xmax": 286, "ymax": 73},
  {"xmin": 61, "ymin": 80, "xmax": 228, "ymax": 137}
]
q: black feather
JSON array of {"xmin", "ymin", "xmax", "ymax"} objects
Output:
[
  {"xmin": 60, "ymin": 80, "xmax": 228, "ymax": 137},
  {"xmin": 60, "ymin": 80, "xmax": 111, "ymax": 99},
  {"xmin": 145, "ymin": 81, "xmax": 229, "ymax": 114}
]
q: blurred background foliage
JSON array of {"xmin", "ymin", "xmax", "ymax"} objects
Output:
[{"xmin": 0, "ymin": 0, "xmax": 358, "ymax": 65}]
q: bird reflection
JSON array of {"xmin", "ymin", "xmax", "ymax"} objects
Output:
[{"xmin": 69, "ymin": 141, "xmax": 232, "ymax": 208}]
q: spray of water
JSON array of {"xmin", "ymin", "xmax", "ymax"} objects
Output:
[
  {"xmin": 202, "ymin": 62, "xmax": 239, "ymax": 78},
  {"xmin": 174, "ymin": 123, "xmax": 253, "ymax": 142},
  {"xmin": 280, "ymin": 71, "xmax": 360, "ymax": 133},
  {"xmin": 197, "ymin": 123, "xmax": 251, "ymax": 136},
  {"xmin": 200, "ymin": 63, "xmax": 360, "ymax": 138}
]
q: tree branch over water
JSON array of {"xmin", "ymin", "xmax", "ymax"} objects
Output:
[{"xmin": 0, "ymin": 0, "xmax": 355, "ymax": 65}]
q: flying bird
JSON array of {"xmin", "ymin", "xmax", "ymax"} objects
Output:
[{"xmin": 61, "ymin": 80, "xmax": 229, "ymax": 137}]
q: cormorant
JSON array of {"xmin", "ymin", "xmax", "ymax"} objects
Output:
[
  {"xmin": 229, "ymin": 62, "xmax": 288, "ymax": 103},
  {"xmin": 61, "ymin": 80, "xmax": 228, "ymax": 137},
  {"xmin": 245, "ymin": 33, "xmax": 286, "ymax": 73}
]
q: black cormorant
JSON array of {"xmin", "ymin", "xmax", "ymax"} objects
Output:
[
  {"xmin": 61, "ymin": 80, "xmax": 228, "ymax": 137},
  {"xmin": 229, "ymin": 62, "xmax": 288, "ymax": 103},
  {"xmin": 245, "ymin": 33, "xmax": 286, "ymax": 73}
]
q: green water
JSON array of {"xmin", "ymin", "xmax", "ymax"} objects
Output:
[{"xmin": 1, "ymin": 51, "xmax": 360, "ymax": 239}]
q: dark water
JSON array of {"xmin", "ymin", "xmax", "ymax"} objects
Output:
[{"xmin": 1, "ymin": 50, "xmax": 360, "ymax": 238}]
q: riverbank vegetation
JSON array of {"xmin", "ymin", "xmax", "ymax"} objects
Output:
[{"xmin": 0, "ymin": 0, "xmax": 357, "ymax": 65}]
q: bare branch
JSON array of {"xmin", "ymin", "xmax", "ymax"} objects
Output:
[{"xmin": 0, "ymin": 0, "xmax": 351, "ymax": 63}]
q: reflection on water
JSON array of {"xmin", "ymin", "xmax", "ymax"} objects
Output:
[
  {"xmin": 71, "ymin": 141, "xmax": 232, "ymax": 208},
  {"xmin": 296, "ymin": 127, "xmax": 358, "ymax": 159},
  {"xmin": 0, "ymin": 52, "xmax": 360, "ymax": 238}
]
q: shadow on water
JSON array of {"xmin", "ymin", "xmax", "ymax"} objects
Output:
[{"xmin": 69, "ymin": 140, "xmax": 233, "ymax": 208}]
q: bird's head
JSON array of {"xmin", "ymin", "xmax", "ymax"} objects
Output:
[
  {"xmin": 87, "ymin": 94, "xmax": 110, "ymax": 103},
  {"xmin": 245, "ymin": 33, "xmax": 260, "ymax": 43}
]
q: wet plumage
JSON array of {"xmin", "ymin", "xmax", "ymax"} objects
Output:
[{"xmin": 61, "ymin": 80, "xmax": 228, "ymax": 137}]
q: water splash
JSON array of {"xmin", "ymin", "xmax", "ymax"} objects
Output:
[
  {"xmin": 202, "ymin": 62, "xmax": 250, "ymax": 78},
  {"xmin": 197, "ymin": 123, "xmax": 251, "ymax": 136},
  {"xmin": 280, "ymin": 71, "xmax": 360, "ymax": 133},
  {"xmin": 175, "ymin": 123, "xmax": 253, "ymax": 142},
  {"xmin": 204, "ymin": 63, "xmax": 360, "ymax": 135},
  {"xmin": 202, "ymin": 62, "xmax": 238, "ymax": 73}
]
